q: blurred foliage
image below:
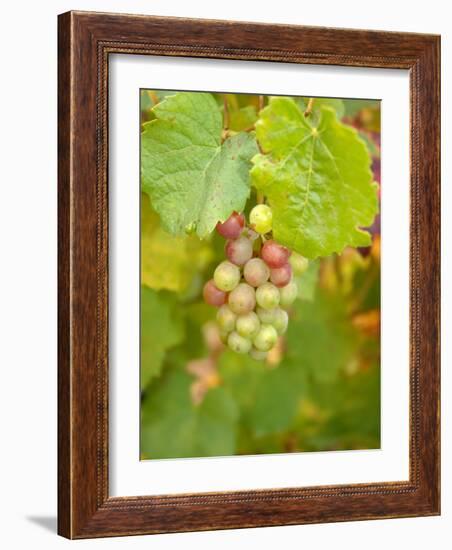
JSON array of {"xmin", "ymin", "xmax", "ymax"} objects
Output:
[
  {"xmin": 295, "ymin": 259, "xmax": 319, "ymax": 302},
  {"xmin": 141, "ymin": 194, "xmax": 213, "ymax": 292},
  {"xmin": 141, "ymin": 356, "xmax": 239, "ymax": 458},
  {"xmin": 140, "ymin": 286, "xmax": 185, "ymax": 390},
  {"xmin": 140, "ymin": 90, "xmax": 381, "ymax": 460}
]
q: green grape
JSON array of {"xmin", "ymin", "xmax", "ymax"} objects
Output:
[
  {"xmin": 227, "ymin": 331, "xmax": 252, "ymax": 354},
  {"xmin": 236, "ymin": 311, "xmax": 260, "ymax": 338},
  {"xmin": 272, "ymin": 308, "xmax": 289, "ymax": 335},
  {"xmin": 290, "ymin": 252, "xmax": 309, "ymax": 275},
  {"xmin": 256, "ymin": 306, "xmax": 277, "ymax": 324},
  {"xmin": 256, "ymin": 282, "xmax": 280, "ymax": 309},
  {"xmin": 228, "ymin": 283, "xmax": 256, "ymax": 315},
  {"xmin": 249, "ymin": 204, "xmax": 273, "ymax": 234},
  {"xmin": 249, "ymin": 347, "xmax": 268, "ymax": 361},
  {"xmin": 253, "ymin": 324, "xmax": 278, "ymax": 352},
  {"xmin": 216, "ymin": 305, "xmax": 237, "ymax": 332},
  {"xmin": 279, "ymin": 281, "xmax": 298, "ymax": 308},
  {"xmin": 213, "ymin": 260, "xmax": 240, "ymax": 292}
]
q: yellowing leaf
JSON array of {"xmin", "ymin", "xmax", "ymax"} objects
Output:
[
  {"xmin": 141, "ymin": 194, "xmax": 213, "ymax": 292},
  {"xmin": 228, "ymin": 105, "xmax": 257, "ymax": 131}
]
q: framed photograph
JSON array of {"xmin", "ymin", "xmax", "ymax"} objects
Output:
[{"xmin": 58, "ymin": 11, "xmax": 440, "ymax": 538}]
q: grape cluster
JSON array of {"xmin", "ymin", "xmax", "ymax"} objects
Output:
[{"xmin": 203, "ymin": 206, "xmax": 305, "ymax": 361}]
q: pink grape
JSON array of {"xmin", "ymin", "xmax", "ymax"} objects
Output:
[
  {"xmin": 203, "ymin": 279, "xmax": 227, "ymax": 307},
  {"xmin": 216, "ymin": 212, "xmax": 245, "ymax": 239},
  {"xmin": 225, "ymin": 236, "xmax": 253, "ymax": 266},
  {"xmin": 270, "ymin": 263, "xmax": 292, "ymax": 287},
  {"xmin": 228, "ymin": 283, "xmax": 256, "ymax": 315},
  {"xmin": 261, "ymin": 240, "xmax": 291, "ymax": 268},
  {"xmin": 243, "ymin": 258, "xmax": 270, "ymax": 287}
]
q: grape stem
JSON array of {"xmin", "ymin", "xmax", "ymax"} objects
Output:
[
  {"xmin": 223, "ymin": 95, "xmax": 230, "ymax": 130},
  {"xmin": 304, "ymin": 98, "xmax": 315, "ymax": 117},
  {"xmin": 242, "ymin": 123, "xmax": 256, "ymax": 132},
  {"xmin": 147, "ymin": 90, "xmax": 159, "ymax": 106}
]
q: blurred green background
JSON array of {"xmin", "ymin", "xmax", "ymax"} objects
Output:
[{"xmin": 140, "ymin": 90, "xmax": 381, "ymax": 460}]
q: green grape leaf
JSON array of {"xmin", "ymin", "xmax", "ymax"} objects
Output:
[
  {"xmin": 302, "ymin": 365, "xmax": 380, "ymax": 451},
  {"xmin": 141, "ymin": 287, "xmax": 185, "ymax": 389},
  {"xmin": 141, "ymin": 92, "xmax": 258, "ymax": 238},
  {"xmin": 251, "ymin": 97, "xmax": 378, "ymax": 258},
  {"xmin": 247, "ymin": 364, "xmax": 304, "ymax": 436},
  {"xmin": 286, "ymin": 289, "xmax": 360, "ymax": 383},
  {"xmin": 218, "ymin": 350, "xmax": 266, "ymax": 412},
  {"xmin": 141, "ymin": 194, "xmax": 213, "ymax": 292},
  {"xmin": 180, "ymin": 302, "xmax": 215, "ymax": 359},
  {"xmin": 141, "ymin": 366, "xmax": 239, "ymax": 459},
  {"xmin": 218, "ymin": 350, "xmax": 305, "ymax": 438}
]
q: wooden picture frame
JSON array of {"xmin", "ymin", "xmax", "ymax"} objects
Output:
[{"xmin": 58, "ymin": 10, "xmax": 440, "ymax": 539}]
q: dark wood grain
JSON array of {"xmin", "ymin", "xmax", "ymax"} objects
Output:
[
  {"xmin": 58, "ymin": 10, "xmax": 440, "ymax": 539},
  {"xmin": 57, "ymin": 10, "xmax": 71, "ymax": 539}
]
